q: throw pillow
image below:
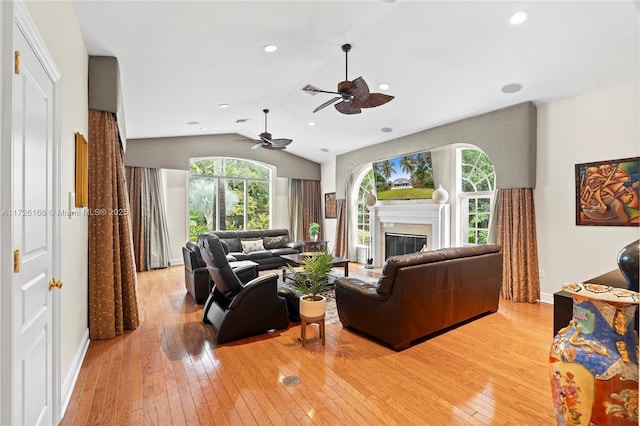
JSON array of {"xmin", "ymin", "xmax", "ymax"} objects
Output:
[
  {"xmin": 263, "ymin": 235, "xmax": 290, "ymax": 249},
  {"xmin": 241, "ymin": 239, "xmax": 265, "ymax": 254}
]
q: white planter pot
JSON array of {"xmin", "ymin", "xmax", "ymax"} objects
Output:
[{"xmin": 300, "ymin": 295, "xmax": 326, "ymax": 319}]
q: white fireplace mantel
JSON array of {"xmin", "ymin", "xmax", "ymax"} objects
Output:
[{"xmin": 369, "ymin": 203, "xmax": 450, "ymax": 267}]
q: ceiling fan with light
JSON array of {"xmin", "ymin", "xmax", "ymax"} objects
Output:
[
  {"xmin": 249, "ymin": 109, "xmax": 292, "ymax": 150},
  {"xmin": 303, "ymin": 43, "xmax": 394, "ymax": 115}
]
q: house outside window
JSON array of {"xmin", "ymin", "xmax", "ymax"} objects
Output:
[
  {"xmin": 189, "ymin": 158, "xmax": 271, "ymax": 240},
  {"xmin": 458, "ymin": 148, "xmax": 496, "ymax": 246}
]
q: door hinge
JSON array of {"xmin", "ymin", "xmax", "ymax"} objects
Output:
[
  {"xmin": 14, "ymin": 51, "xmax": 20, "ymax": 74},
  {"xmin": 13, "ymin": 249, "xmax": 20, "ymax": 273}
]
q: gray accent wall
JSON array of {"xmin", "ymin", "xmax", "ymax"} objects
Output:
[
  {"xmin": 88, "ymin": 55, "xmax": 127, "ymax": 146},
  {"xmin": 335, "ymin": 102, "xmax": 537, "ymax": 198},
  {"xmin": 124, "ymin": 133, "xmax": 321, "ymax": 180}
]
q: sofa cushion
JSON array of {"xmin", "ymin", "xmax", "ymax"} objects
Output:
[
  {"xmin": 241, "ymin": 239, "xmax": 265, "ymax": 253},
  {"xmin": 219, "ymin": 237, "xmax": 241, "ymax": 253},
  {"xmin": 228, "ymin": 252, "xmax": 250, "ymax": 261},
  {"xmin": 269, "ymin": 247, "xmax": 299, "ymax": 256},
  {"xmin": 263, "ymin": 234, "xmax": 290, "ymax": 249},
  {"xmin": 376, "ymin": 244, "xmax": 502, "ymax": 296},
  {"xmin": 247, "ymin": 250, "xmax": 273, "ymax": 260}
]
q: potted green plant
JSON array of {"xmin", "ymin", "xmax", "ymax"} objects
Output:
[
  {"xmin": 309, "ymin": 222, "xmax": 320, "ymax": 241},
  {"xmin": 290, "ymin": 251, "xmax": 334, "ymax": 318}
]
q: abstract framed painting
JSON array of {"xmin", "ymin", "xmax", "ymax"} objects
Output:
[
  {"xmin": 325, "ymin": 192, "xmax": 337, "ymax": 219},
  {"xmin": 575, "ymin": 156, "xmax": 639, "ymax": 226}
]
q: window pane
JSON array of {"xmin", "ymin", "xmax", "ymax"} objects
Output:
[
  {"xmin": 469, "ymin": 198, "xmax": 476, "ymax": 212},
  {"xmin": 477, "ymin": 230, "xmax": 489, "ymax": 244},
  {"xmin": 478, "ymin": 198, "xmax": 491, "ymax": 212},
  {"xmin": 248, "ymin": 181, "xmax": 269, "ymax": 229},
  {"xmin": 477, "ymin": 214, "xmax": 489, "ymax": 229},
  {"xmin": 189, "ymin": 177, "xmax": 216, "ymax": 240},
  {"xmin": 223, "ymin": 179, "xmax": 244, "ymax": 230}
]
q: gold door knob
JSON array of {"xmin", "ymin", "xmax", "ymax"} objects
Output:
[{"xmin": 48, "ymin": 279, "xmax": 63, "ymax": 290}]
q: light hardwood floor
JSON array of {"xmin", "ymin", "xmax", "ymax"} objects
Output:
[{"xmin": 61, "ymin": 264, "xmax": 556, "ymax": 425}]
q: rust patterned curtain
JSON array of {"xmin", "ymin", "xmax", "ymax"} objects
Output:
[
  {"xmin": 334, "ymin": 199, "xmax": 348, "ymax": 258},
  {"xmin": 88, "ymin": 110, "xmax": 139, "ymax": 339},
  {"xmin": 288, "ymin": 179, "xmax": 321, "ymax": 241},
  {"xmin": 496, "ymin": 188, "xmax": 541, "ymax": 303},
  {"xmin": 126, "ymin": 167, "xmax": 145, "ymax": 271}
]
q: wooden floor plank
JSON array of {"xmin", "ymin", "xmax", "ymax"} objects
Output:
[{"xmin": 61, "ymin": 264, "xmax": 557, "ymax": 425}]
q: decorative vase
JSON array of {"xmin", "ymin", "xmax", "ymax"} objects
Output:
[
  {"xmin": 310, "ymin": 233, "xmax": 318, "ymax": 242},
  {"xmin": 549, "ymin": 282, "xmax": 639, "ymax": 425},
  {"xmin": 432, "ymin": 185, "xmax": 449, "ymax": 204},
  {"xmin": 617, "ymin": 239, "xmax": 639, "ymax": 292},
  {"xmin": 300, "ymin": 295, "xmax": 326, "ymax": 318}
]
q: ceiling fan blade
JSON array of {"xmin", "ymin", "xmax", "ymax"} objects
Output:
[
  {"xmin": 313, "ymin": 96, "xmax": 342, "ymax": 113},
  {"xmin": 335, "ymin": 100, "xmax": 361, "ymax": 115},
  {"xmin": 303, "ymin": 86, "xmax": 341, "ymax": 96},
  {"xmin": 269, "ymin": 138, "xmax": 293, "ymax": 147},
  {"xmin": 251, "ymin": 141, "xmax": 264, "ymax": 149},
  {"xmin": 357, "ymin": 92, "xmax": 395, "ymax": 108},
  {"xmin": 263, "ymin": 144, "xmax": 286, "ymax": 150},
  {"xmin": 349, "ymin": 77, "xmax": 370, "ymax": 101}
]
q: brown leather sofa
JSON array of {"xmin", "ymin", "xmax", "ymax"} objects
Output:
[{"xmin": 335, "ymin": 245, "xmax": 503, "ymax": 351}]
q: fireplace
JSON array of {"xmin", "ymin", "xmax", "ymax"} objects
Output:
[
  {"xmin": 385, "ymin": 233, "xmax": 427, "ymax": 259},
  {"xmin": 369, "ymin": 203, "xmax": 450, "ymax": 267}
]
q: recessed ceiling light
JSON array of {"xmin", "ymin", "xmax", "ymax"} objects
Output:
[
  {"xmin": 200, "ymin": 127, "xmax": 208, "ymax": 131},
  {"xmin": 263, "ymin": 44, "xmax": 278, "ymax": 53},
  {"xmin": 378, "ymin": 83, "xmax": 390, "ymax": 90},
  {"xmin": 381, "ymin": 127, "xmax": 393, "ymax": 133},
  {"xmin": 508, "ymin": 10, "xmax": 529, "ymax": 25},
  {"xmin": 308, "ymin": 121, "xmax": 316, "ymax": 126},
  {"xmin": 187, "ymin": 121, "xmax": 199, "ymax": 125},
  {"xmin": 320, "ymin": 148, "xmax": 330, "ymax": 152},
  {"xmin": 218, "ymin": 103, "xmax": 229, "ymax": 108},
  {"xmin": 501, "ymin": 83, "xmax": 523, "ymax": 94}
]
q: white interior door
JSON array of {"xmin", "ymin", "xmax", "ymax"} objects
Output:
[{"xmin": 1, "ymin": 5, "xmax": 61, "ymax": 425}]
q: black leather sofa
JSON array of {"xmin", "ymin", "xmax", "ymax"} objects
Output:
[
  {"xmin": 202, "ymin": 229, "xmax": 303, "ymax": 270},
  {"xmin": 335, "ymin": 245, "xmax": 503, "ymax": 351}
]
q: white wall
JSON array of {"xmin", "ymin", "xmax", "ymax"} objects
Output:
[
  {"xmin": 23, "ymin": 0, "xmax": 89, "ymax": 410},
  {"xmin": 536, "ymin": 80, "xmax": 640, "ymax": 302},
  {"xmin": 163, "ymin": 169, "xmax": 188, "ymax": 264},
  {"xmin": 321, "ymin": 160, "xmax": 337, "ymax": 252}
]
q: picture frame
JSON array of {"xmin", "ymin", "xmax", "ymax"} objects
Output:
[
  {"xmin": 324, "ymin": 192, "xmax": 337, "ymax": 219},
  {"xmin": 575, "ymin": 156, "xmax": 639, "ymax": 226},
  {"xmin": 75, "ymin": 132, "xmax": 88, "ymax": 207}
]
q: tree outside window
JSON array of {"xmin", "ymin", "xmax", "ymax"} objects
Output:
[
  {"xmin": 189, "ymin": 158, "xmax": 270, "ymax": 240},
  {"xmin": 355, "ymin": 168, "xmax": 375, "ymax": 245},
  {"xmin": 459, "ymin": 148, "xmax": 495, "ymax": 246}
]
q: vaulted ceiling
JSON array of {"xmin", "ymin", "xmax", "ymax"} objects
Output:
[{"xmin": 72, "ymin": 1, "xmax": 639, "ymax": 163}]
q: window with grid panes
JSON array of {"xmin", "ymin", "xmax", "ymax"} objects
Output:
[{"xmin": 459, "ymin": 148, "xmax": 496, "ymax": 246}]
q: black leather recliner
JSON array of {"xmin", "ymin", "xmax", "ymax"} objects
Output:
[
  {"xmin": 182, "ymin": 241, "xmax": 211, "ymax": 304},
  {"xmin": 199, "ymin": 234, "xmax": 289, "ymax": 344}
]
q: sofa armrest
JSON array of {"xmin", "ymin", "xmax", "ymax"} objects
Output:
[
  {"xmin": 228, "ymin": 273, "xmax": 279, "ymax": 310},
  {"xmin": 335, "ymin": 277, "xmax": 387, "ymax": 301},
  {"xmin": 287, "ymin": 241, "xmax": 305, "ymax": 252}
]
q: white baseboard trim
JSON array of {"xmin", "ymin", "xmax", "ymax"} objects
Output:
[
  {"xmin": 539, "ymin": 292, "xmax": 554, "ymax": 304},
  {"xmin": 61, "ymin": 328, "xmax": 89, "ymax": 416},
  {"xmin": 171, "ymin": 257, "xmax": 184, "ymax": 266}
]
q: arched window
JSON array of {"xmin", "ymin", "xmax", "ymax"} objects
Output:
[
  {"xmin": 350, "ymin": 167, "xmax": 375, "ymax": 250},
  {"xmin": 458, "ymin": 148, "xmax": 496, "ymax": 246},
  {"xmin": 189, "ymin": 158, "xmax": 271, "ymax": 240}
]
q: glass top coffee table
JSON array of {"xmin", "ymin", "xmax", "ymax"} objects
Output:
[{"xmin": 280, "ymin": 253, "xmax": 350, "ymax": 281}]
